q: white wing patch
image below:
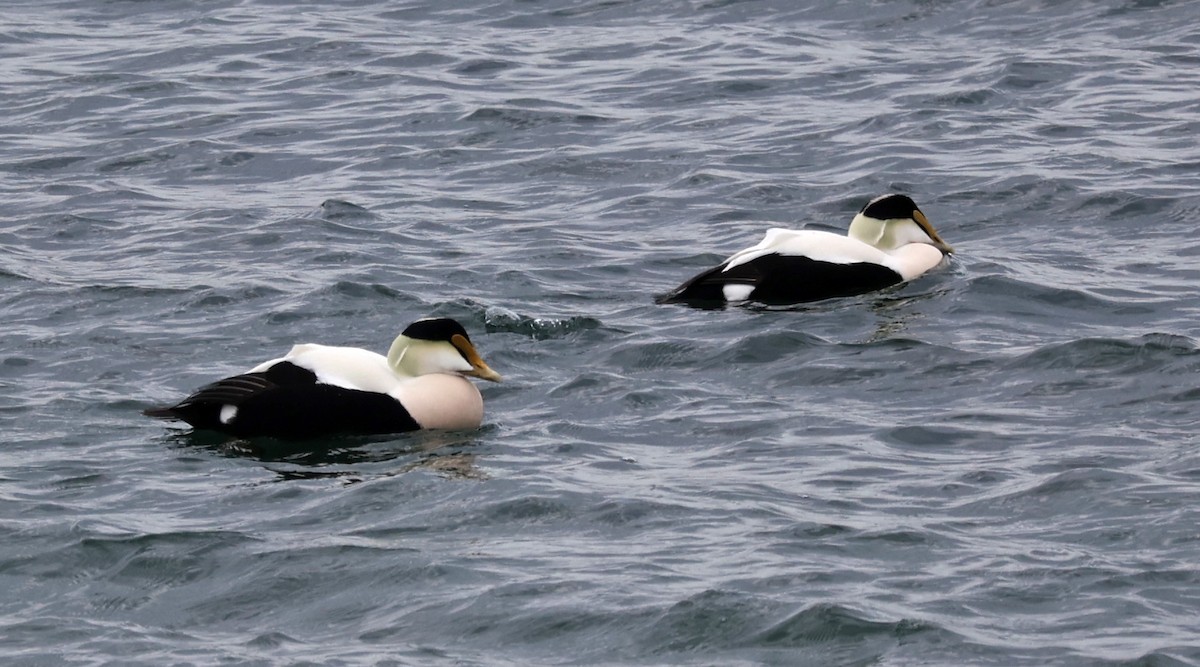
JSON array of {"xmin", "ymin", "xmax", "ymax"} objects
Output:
[
  {"xmin": 219, "ymin": 405, "xmax": 238, "ymax": 424},
  {"xmin": 722, "ymin": 284, "xmax": 755, "ymax": 301}
]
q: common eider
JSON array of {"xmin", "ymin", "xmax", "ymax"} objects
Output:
[
  {"xmin": 657, "ymin": 194, "xmax": 953, "ymax": 307},
  {"xmin": 143, "ymin": 317, "xmax": 501, "ymax": 439}
]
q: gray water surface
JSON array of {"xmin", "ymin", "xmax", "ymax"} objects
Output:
[{"xmin": 3, "ymin": 1, "xmax": 1200, "ymax": 665}]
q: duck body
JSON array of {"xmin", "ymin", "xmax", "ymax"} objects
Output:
[
  {"xmin": 657, "ymin": 194, "xmax": 952, "ymax": 307},
  {"xmin": 144, "ymin": 318, "xmax": 501, "ymax": 439}
]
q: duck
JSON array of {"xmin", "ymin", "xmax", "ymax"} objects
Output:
[
  {"xmin": 656, "ymin": 194, "xmax": 953, "ymax": 307},
  {"xmin": 143, "ymin": 317, "xmax": 502, "ymax": 439}
]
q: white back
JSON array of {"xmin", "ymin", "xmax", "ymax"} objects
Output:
[
  {"xmin": 721, "ymin": 224, "xmax": 946, "ymax": 282},
  {"xmin": 248, "ymin": 343, "xmax": 398, "ymax": 393},
  {"xmin": 724, "ymin": 228, "xmax": 891, "ymax": 271}
]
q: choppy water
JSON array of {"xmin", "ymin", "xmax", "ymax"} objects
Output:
[{"xmin": 4, "ymin": 0, "xmax": 1200, "ymax": 664}]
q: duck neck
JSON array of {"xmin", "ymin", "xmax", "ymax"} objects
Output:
[
  {"xmin": 847, "ymin": 214, "xmax": 890, "ymax": 249},
  {"xmin": 386, "ymin": 335, "xmax": 417, "ymax": 377}
]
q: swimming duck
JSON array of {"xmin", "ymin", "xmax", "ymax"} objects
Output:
[
  {"xmin": 657, "ymin": 194, "xmax": 953, "ymax": 307},
  {"xmin": 143, "ymin": 317, "xmax": 501, "ymax": 439}
]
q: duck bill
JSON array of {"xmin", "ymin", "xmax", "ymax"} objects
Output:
[
  {"xmin": 913, "ymin": 210, "xmax": 955, "ymax": 254},
  {"xmin": 931, "ymin": 238, "xmax": 955, "ymax": 254},
  {"xmin": 451, "ymin": 334, "xmax": 503, "ymax": 382}
]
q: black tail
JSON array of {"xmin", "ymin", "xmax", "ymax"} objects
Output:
[
  {"xmin": 656, "ymin": 264, "xmax": 743, "ymax": 307},
  {"xmin": 143, "ymin": 405, "xmax": 182, "ymax": 420}
]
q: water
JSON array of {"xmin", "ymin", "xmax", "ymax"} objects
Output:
[{"xmin": 3, "ymin": 0, "xmax": 1200, "ymax": 664}]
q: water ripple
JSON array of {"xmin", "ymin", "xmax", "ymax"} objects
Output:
[{"xmin": 5, "ymin": 0, "xmax": 1200, "ymax": 665}]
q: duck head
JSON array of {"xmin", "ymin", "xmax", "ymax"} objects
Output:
[
  {"xmin": 386, "ymin": 318, "xmax": 502, "ymax": 382},
  {"xmin": 847, "ymin": 193, "xmax": 954, "ymax": 254}
]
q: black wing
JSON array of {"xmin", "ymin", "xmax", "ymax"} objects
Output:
[
  {"xmin": 143, "ymin": 361, "xmax": 420, "ymax": 439},
  {"xmin": 657, "ymin": 254, "xmax": 902, "ymax": 307}
]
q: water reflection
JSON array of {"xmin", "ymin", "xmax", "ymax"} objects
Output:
[{"xmin": 164, "ymin": 428, "xmax": 490, "ymax": 480}]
